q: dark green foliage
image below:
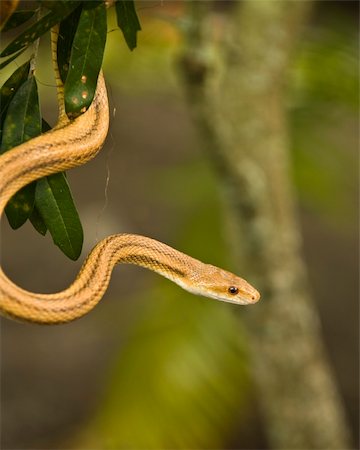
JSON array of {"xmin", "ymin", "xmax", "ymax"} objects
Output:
[
  {"xmin": 35, "ymin": 173, "xmax": 84, "ymax": 260},
  {"xmin": 0, "ymin": 2, "xmax": 79, "ymax": 57},
  {"xmin": 1, "ymin": 10, "xmax": 36, "ymax": 32},
  {"xmin": 34, "ymin": 119, "xmax": 84, "ymax": 259},
  {"xmin": 0, "ymin": 76, "xmax": 41, "ymax": 151},
  {"xmin": 30, "ymin": 206, "xmax": 48, "ymax": 236},
  {"xmin": 0, "ymin": 70, "xmax": 84, "ymax": 257},
  {"xmin": 0, "ymin": 0, "xmax": 142, "ymax": 258},
  {"xmin": 0, "ymin": 60, "xmax": 30, "ymax": 138},
  {"xmin": 64, "ymin": 1, "xmax": 107, "ymax": 116},
  {"xmin": 57, "ymin": 4, "xmax": 83, "ymax": 83},
  {"xmin": 28, "ymin": 119, "xmax": 52, "ymax": 236},
  {"xmin": 115, "ymin": 0, "xmax": 141, "ymax": 51},
  {"xmin": 1, "ymin": 76, "xmax": 40, "ymax": 229}
]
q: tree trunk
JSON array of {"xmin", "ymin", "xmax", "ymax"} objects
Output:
[{"xmin": 179, "ymin": 1, "xmax": 351, "ymax": 448}]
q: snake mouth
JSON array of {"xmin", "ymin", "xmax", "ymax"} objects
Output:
[
  {"xmin": 228, "ymin": 294, "xmax": 260, "ymax": 305},
  {"xmin": 196, "ymin": 287, "xmax": 261, "ymax": 305},
  {"xmin": 211, "ymin": 297, "xmax": 254, "ymax": 306}
]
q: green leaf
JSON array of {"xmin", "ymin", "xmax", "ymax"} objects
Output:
[
  {"xmin": 115, "ymin": 0, "xmax": 141, "ymax": 51},
  {"xmin": 30, "ymin": 114, "xmax": 83, "ymax": 258},
  {"xmin": 64, "ymin": 1, "xmax": 107, "ymax": 116},
  {"xmin": 30, "ymin": 205, "xmax": 47, "ymax": 236},
  {"xmin": 35, "ymin": 173, "xmax": 83, "ymax": 260},
  {"xmin": 1, "ymin": 76, "xmax": 41, "ymax": 229},
  {"xmin": 5, "ymin": 183, "xmax": 36, "ymax": 229},
  {"xmin": 2, "ymin": 10, "xmax": 36, "ymax": 32},
  {"xmin": 0, "ymin": 60, "xmax": 30, "ymax": 135},
  {"xmin": 57, "ymin": 3, "xmax": 83, "ymax": 83},
  {"xmin": 1, "ymin": 76, "xmax": 41, "ymax": 152},
  {"xmin": 0, "ymin": 2, "xmax": 79, "ymax": 58},
  {"xmin": 28, "ymin": 118, "xmax": 52, "ymax": 235},
  {"xmin": 0, "ymin": 47, "xmax": 28, "ymax": 70}
]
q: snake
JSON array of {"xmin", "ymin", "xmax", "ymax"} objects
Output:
[{"xmin": 0, "ymin": 28, "xmax": 260, "ymax": 324}]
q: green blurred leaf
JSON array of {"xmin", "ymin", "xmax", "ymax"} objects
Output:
[
  {"xmin": 83, "ymin": 289, "xmax": 251, "ymax": 449},
  {"xmin": 2, "ymin": 10, "xmax": 36, "ymax": 32},
  {"xmin": 115, "ymin": 0, "xmax": 141, "ymax": 51},
  {"xmin": 0, "ymin": 2, "xmax": 79, "ymax": 57},
  {"xmin": 57, "ymin": 3, "xmax": 83, "ymax": 83},
  {"xmin": 1, "ymin": 76, "xmax": 41, "ymax": 229},
  {"xmin": 35, "ymin": 172, "xmax": 83, "ymax": 260},
  {"xmin": 290, "ymin": 15, "xmax": 358, "ymax": 226},
  {"xmin": 78, "ymin": 171, "xmax": 254, "ymax": 449},
  {"xmin": 64, "ymin": 1, "xmax": 107, "ymax": 116}
]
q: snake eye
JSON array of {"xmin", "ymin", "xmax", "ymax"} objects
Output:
[{"xmin": 228, "ymin": 286, "xmax": 239, "ymax": 295}]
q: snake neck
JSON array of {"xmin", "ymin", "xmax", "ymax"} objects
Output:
[
  {"xmin": 98, "ymin": 234, "xmax": 196, "ymax": 287},
  {"xmin": 0, "ymin": 234, "xmax": 198, "ymax": 324},
  {"xmin": 67, "ymin": 233, "xmax": 202, "ymax": 307}
]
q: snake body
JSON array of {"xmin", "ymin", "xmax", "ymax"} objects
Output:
[{"xmin": 0, "ymin": 53, "xmax": 260, "ymax": 324}]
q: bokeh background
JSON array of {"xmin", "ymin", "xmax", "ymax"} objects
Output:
[{"xmin": 0, "ymin": 1, "xmax": 358, "ymax": 449}]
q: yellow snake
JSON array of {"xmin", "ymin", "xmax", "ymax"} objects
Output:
[{"xmin": 0, "ymin": 29, "xmax": 260, "ymax": 324}]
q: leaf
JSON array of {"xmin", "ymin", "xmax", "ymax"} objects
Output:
[
  {"xmin": 57, "ymin": 3, "xmax": 83, "ymax": 83},
  {"xmin": 31, "ymin": 108, "xmax": 83, "ymax": 258},
  {"xmin": 30, "ymin": 205, "xmax": 47, "ymax": 236},
  {"xmin": 0, "ymin": 60, "xmax": 30, "ymax": 135},
  {"xmin": 2, "ymin": 10, "xmax": 36, "ymax": 32},
  {"xmin": 5, "ymin": 183, "xmax": 36, "ymax": 230},
  {"xmin": 115, "ymin": 0, "xmax": 141, "ymax": 51},
  {"xmin": 0, "ymin": 47, "xmax": 28, "ymax": 70},
  {"xmin": 28, "ymin": 118, "xmax": 52, "ymax": 235},
  {"xmin": 35, "ymin": 173, "xmax": 83, "ymax": 260},
  {"xmin": 0, "ymin": 2, "xmax": 79, "ymax": 58},
  {"xmin": 1, "ymin": 76, "xmax": 41, "ymax": 229},
  {"xmin": 64, "ymin": 1, "xmax": 107, "ymax": 116},
  {"xmin": 1, "ymin": 76, "xmax": 41, "ymax": 152}
]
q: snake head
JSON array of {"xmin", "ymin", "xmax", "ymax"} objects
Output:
[{"xmin": 187, "ymin": 263, "xmax": 261, "ymax": 305}]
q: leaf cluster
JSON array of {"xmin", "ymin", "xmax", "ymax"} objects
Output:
[{"xmin": 0, "ymin": 0, "xmax": 141, "ymax": 259}]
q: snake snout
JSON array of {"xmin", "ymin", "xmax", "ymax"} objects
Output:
[
  {"xmin": 250, "ymin": 290, "xmax": 261, "ymax": 303},
  {"xmin": 247, "ymin": 286, "xmax": 261, "ymax": 303}
]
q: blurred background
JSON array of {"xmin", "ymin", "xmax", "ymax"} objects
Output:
[{"xmin": 0, "ymin": 1, "xmax": 358, "ymax": 449}]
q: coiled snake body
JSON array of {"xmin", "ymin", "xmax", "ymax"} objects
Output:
[{"xmin": 0, "ymin": 56, "xmax": 260, "ymax": 324}]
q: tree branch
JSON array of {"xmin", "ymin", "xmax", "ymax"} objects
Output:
[{"xmin": 179, "ymin": 1, "xmax": 351, "ymax": 448}]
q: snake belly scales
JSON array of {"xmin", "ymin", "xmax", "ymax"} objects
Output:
[{"xmin": 0, "ymin": 32, "xmax": 260, "ymax": 324}]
